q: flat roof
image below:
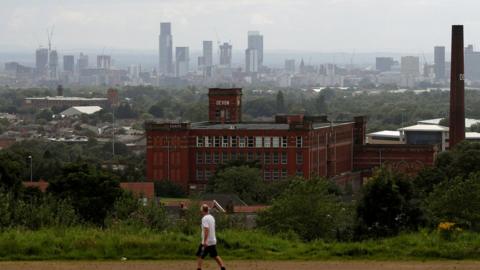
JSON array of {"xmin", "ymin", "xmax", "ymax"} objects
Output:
[
  {"xmin": 192, "ymin": 123, "xmax": 289, "ymax": 130},
  {"xmin": 25, "ymin": 96, "xmax": 108, "ymax": 101},
  {"xmin": 398, "ymin": 124, "xmax": 449, "ymax": 132},
  {"xmin": 190, "ymin": 121, "xmax": 346, "ymax": 130},
  {"xmin": 418, "ymin": 118, "xmax": 480, "ymax": 128},
  {"xmin": 367, "ymin": 130, "xmax": 400, "ymax": 138},
  {"xmin": 62, "ymin": 106, "xmax": 103, "ymax": 115},
  {"xmin": 466, "ymin": 132, "xmax": 480, "ymax": 139}
]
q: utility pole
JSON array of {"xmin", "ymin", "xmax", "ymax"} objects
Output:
[
  {"xmin": 112, "ymin": 106, "xmax": 115, "ymax": 158},
  {"xmin": 28, "ymin": 155, "xmax": 33, "ymax": 182}
]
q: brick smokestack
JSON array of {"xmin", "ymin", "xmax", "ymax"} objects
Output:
[{"xmin": 449, "ymin": 25, "xmax": 465, "ymax": 148}]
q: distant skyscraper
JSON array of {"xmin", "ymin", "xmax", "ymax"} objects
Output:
[
  {"xmin": 200, "ymin": 41, "xmax": 213, "ymax": 78},
  {"xmin": 464, "ymin": 44, "xmax": 480, "ymax": 80},
  {"xmin": 97, "ymin": 55, "xmax": 111, "ymax": 70},
  {"xmin": 401, "ymin": 56, "xmax": 420, "ymax": 76},
  {"xmin": 78, "ymin": 53, "xmax": 89, "ymax": 70},
  {"xmin": 49, "ymin": 50, "xmax": 58, "ymax": 79},
  {"xmin": 376, "ymin": 57, "xmax": 394, "ymax": 72},
  {"xmin": 219, "ymin": 42, "xmax": 232, "ymax": 67},
  {"xmin": 175, "ymin": 47, "xmax": 189, "ymax": 77},
  {"xmin": 299, "ymin": 59, "xmax": 305, "ymax": 74},
  {"xmin": 63, "ymin": 55, "xmax": 75, "ymax": 73},
  {"xmin": 248, "ymin": 31, "xmax": 263, "ymax": 67},
  {"xmin": 434, "ymin": 46, "xmax": 446, "ymax": 80},
  {"xmin": 35, "ymin": 48, "xmax": 48, "ymax": 76},
  {"xmin": 159, "ymin": 22, "xmax": 173, "ymax": 76},
  {"xmin": 48, "ymin": 50, "xmax": 58, "ymax": 80},
  {"xmin": 245, "ymin": 48, "xmax": 258, "ymax": 73},
  {"xmin": 203, "ymin": 41, "xmax": 213, "ymax": 67},
  {"xmin": 285, "ymin": 59, "xmax": 295, "ymax": 73}
]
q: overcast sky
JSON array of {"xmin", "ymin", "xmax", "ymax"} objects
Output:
[{"xmin": 1, "ymin": 0, "xmax": 480, "ymax": 53}]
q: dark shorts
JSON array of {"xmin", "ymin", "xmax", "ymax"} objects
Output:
[{"xmin": 196, "ymin": 244, "xmax": 218, "ymax": 259}]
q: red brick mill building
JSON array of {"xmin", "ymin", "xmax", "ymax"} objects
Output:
[{"xmin": 146, "ymin": 88, "xmax": 437, "ymax": 192}]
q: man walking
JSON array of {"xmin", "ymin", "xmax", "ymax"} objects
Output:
[{"xmin": 196, "ymin": 204, "xmax": 226, "ymax": 270}]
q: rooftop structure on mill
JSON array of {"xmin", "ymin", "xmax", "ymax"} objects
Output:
[{"xmin": 146, "ymin": 88, "xmax": 437, "ymax": 192}]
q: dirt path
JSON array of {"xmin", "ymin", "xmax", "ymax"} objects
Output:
[{"xmin": 1, "ymin": 261, "xmax": 480, "ymax": 270}]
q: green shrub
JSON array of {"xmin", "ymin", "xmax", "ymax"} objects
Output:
[
  {"xmin": 425, "ymin": 173, "xmax": 480, "ymax": 231},
  {"xmin": 257, "ymin": 177, "xmax": 353, "ymax": 241},
  {"xmin": 154, "ymin": 180, "xmax": 185, "ymax": 198},
  {"xmin": 106, "ymin": 193, "xmax": 168, "ymax": 231},
  {"xmin": 355, "ymin": 167, "xmax": 422, "ymax": 239},
  {"xmin": 47, "ymin": 162, "xmax": 123, "ymax": 225},
  {"xmin": 0, "ymin": 192, "xmax": 78, "ymax": 230}
]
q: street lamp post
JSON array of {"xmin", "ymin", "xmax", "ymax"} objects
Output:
[
  {"xmin": 28, "ymin": 155, "xmax": 32, "ymax": 182},
  {"xmin": 112, "ymin": 107, "xmax": 115, "ymax": 158}
]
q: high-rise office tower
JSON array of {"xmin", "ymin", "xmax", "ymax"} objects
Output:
[
  {"xmin": 201, "ymin": 41, "xmax": 213, "ymax": 77},
  {"xmin": 63, "ymin": 55, "xmax": 75, "ymax": 73},
  {"xmin": 49, "ymin": 50, "xmax": 58, "ymax": 79},
  {"xmin": 35, "ymin": 48, "xmax": 49, "ymax": 76},
  {"xmin": 245, "ymin": 48, "xmax": 258, "ymax": 73},
  {"xmin": 219, "ymin": 42, "xmax": 232, "ymax": 67},
  {"xmin": 376, "ymin": 57, "xmax": 394, "ymax": 72},
  {"xmin": 97, "ymin": 55, "xmax": 111, "ymax": 70},
  {"xmin": 464, "ymin": 44, "xmax": 480, "ymax": 80},
  {"xmin": 78, "ymin": 53, "xmax": 89, "ymax": 70},
  {"xmin": 203, "ymin": 41, "xmax": 213, "ymax": 67},
  {"xmin": 248, "ymin": 31, "xmax": 263, "ymax": 67},
  {"xmin": 285, "ymin": 59, "xmax": 295, "ymax": 73},
  {"xmin": 434, "ymin": 46, "xmax": 446, "ymax": 80},
  {"xmin": 175, "ymin": 47, "xmax": 189, "ymax": 77},
  {"xmin": 159, "ymin": 22, "xmax": 173, "ymax": 76},
  {"xmin": 401, "ymin": 56, "xmax": 420, "ymax": 76}
]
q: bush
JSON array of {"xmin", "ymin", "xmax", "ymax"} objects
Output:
[
  {"xmin": 425, "ymin": 173, "xmax": 480, "ymax": 231},
  {"xmin": 106, "ymin": 193, "xmax": 169, "ymax": 231},
  {"xmin": 173, "ymin": 200, "xmax": 202, "ymax": 235},
  {"xmin": 0, "ymin": 192, "xmax": 78, "ymax": 230},
  {"xmin": 154, "ymin": 180, "xmax": 185, "ymax": 198},
  {"xmin": 355, "ymin": 167, "xmax": 422, "ymax": 239},
  {"xmin": 207, "ymin": 165, "xmax": 266, "ymax": 204},
  {"xmin": 257, "ymin": 177, "xmax": 353, "ymax": 241},
  {"xmin": 0, "ymin": 151, "xmax": 24, "ymax": 194},
  {"xmin": 47, "ymin": 163, "xmax": 123, "ymax": 225}
]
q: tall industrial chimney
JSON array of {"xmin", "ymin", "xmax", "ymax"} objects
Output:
[{"xmin": 449, "ymin": 25, "xmax": 465, "ymax": 148}]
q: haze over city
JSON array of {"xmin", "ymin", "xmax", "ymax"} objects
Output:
[{"xmin": 2, "ymin": 0, "xmax": 480, "ymax": 53}]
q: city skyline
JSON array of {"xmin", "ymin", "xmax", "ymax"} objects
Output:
[{"xmin": 2, "ymin": 0, "xmax": 480, "ymax": 53}]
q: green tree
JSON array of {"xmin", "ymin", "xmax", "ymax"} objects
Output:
[
  {"xmin": 315, "ymin": 94, "xmax": 327, "ymax": 114},
  {"xmin": 206, "ymin": 165, "xmax": 265, "ymax": 204},
  {"xmin": 413, "ymin": 167, "xmax": 446, "ymax": 199},
  {"xmin": 257, "ymin": 177, "xmax": 352, "ymax": 241},
  {"xmin": 35, "ymin": 109, "xmax": 53, "ymax": 121},
  {"xmin": 148, "ymin": 103, "xmax": 164, "ymax": 118},
  {"xmin": 107, "ymin": 192, "xmax": 168, "ymax": 231},
  {"xmin": 276, "ymin": 91, "xmax": 286, "ymax": 114},
  {"xmin": 47, "ymin": 163, "xmax": 123, "ymax": 225},
  {"xmin": 435, "ymin": 142, "xmax": 480, "ymax": 179},
  {"xmin": 425, "ymin": 173, "xmax": 480, "ymax": 230},
  {"xmin": 355, "ymin": 167, "xmax": 422, "ymax": 239},
  {"xmin": 0, "ymin": 151, "xmax": 24, "ymax": 194},
  {"xmin": 115, "ymin": 103, "xmax": 138, "ymax": 119},
  {"xmin": 155, "ymin": 180, "xmax": 186, "ymax": 198}
]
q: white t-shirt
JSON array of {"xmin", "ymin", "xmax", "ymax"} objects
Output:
[{"xmin": 201, "ymin": 214, "xmax": 217, "ymax": 246}]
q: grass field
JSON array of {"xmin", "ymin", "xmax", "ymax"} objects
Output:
[
  {"xmin": 1, "ymin": 261, "xmax": 480, "ymax": 270},
  {"xmin": 1, "ymin": 227, "xmax": 480, "ymax": 261}
]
